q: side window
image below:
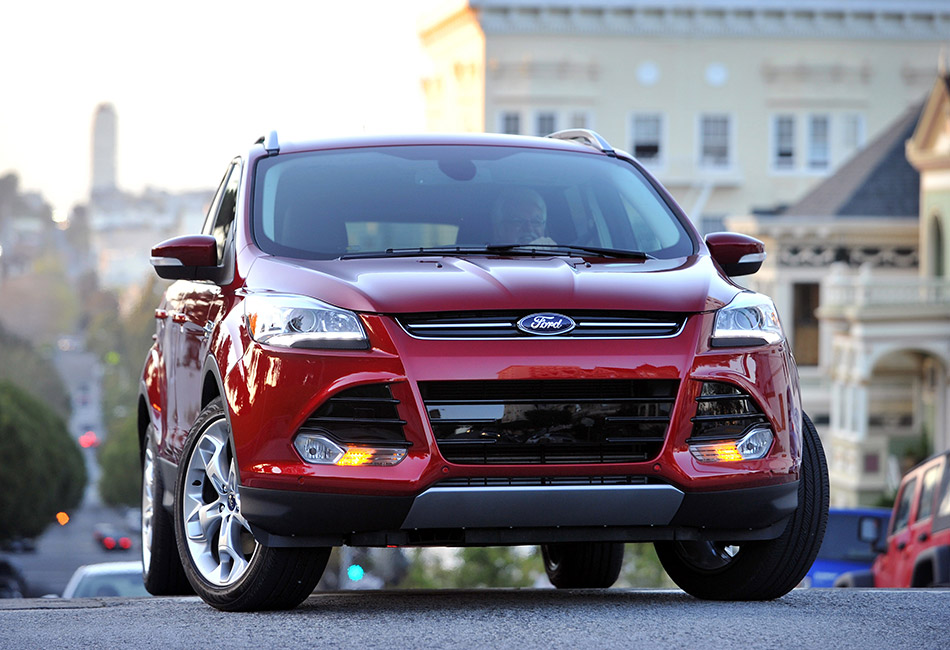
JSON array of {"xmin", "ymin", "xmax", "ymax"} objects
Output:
[
  {"xmin": 203, "ymin": 161, "xmax": 242, "ymax": 264},
  {"xmin": 891, "ymin": 478, "xmax": 917, "ymax": 535},
  {"xmin": 917, "ymin": 464, "xmax": 942, "ymax": 521},
  {"xmin": 935, "ymin": 462, "xmax": 950, "ymax": 531}
]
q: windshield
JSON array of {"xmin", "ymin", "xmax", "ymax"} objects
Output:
[{"xmin": 252, "ymin": 145, "xmax": 694, "ymax": 260}]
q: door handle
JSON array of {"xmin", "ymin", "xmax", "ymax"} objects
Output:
[
  {"xmin": 918, "ymin": 533, "xmax": 929, "ymax": 543},
  {"xmin": 897, "ymin": 541, "xmax": 907, "ymax": 551}
]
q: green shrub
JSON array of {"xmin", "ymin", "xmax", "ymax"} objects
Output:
[{"xmin": 0, "ymin": 381, "xmax": 86, "ymax": 542}]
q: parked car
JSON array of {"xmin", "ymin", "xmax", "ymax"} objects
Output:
[
  {"xmin": 802, "ymin": 507, "xmax": 890, "ymax": 587},
  {"xmin": 837, "ymin": 451, "xmax": 950, "ymax": 588},
  {"xmin": 140, "ymin": 129, "xmax": 829, "ymax": 611},
  {"xmin": 93, "ymin": 524, "xmax": 132, "ymax": 551},
  {"xmin": 0, "ymin": 556, "xmax": 27, "ymax": 598},
  {"xmin": 61, "ymin": 562, "xmax": 150, "ymax": 598}
]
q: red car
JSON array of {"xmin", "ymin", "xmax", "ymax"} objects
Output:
[
  {"xmin": 139, "ymin": 130, "xmax": 828, "ymax": 611},
  {"xmin": 837, "ymin": 451, "xmax": 950, "ymax": 588}
]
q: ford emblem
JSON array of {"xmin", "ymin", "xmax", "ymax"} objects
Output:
[{"xmin": 516, "ymin": 313, "xmax": 576, "ymax": 336}]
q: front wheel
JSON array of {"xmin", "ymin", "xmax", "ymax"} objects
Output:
[
  {"xmin": 655, "ymin": 412, "xmax": 829, "ymax": 600},
  {"xmin": 174, "ymin": 399, "xmax": 330, "ymax": 611},
  {"xmin": 541, "ymin": 542, "xmax": 624, "ymax": 588}
]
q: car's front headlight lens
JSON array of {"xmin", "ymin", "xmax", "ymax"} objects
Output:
[
  {"xmin": 244, "ymin": 294, "xmax": 368, "ymax": 349},
  {"xmin": 712, "ymin": 292, "xmax": 784, "ymax": 347}
]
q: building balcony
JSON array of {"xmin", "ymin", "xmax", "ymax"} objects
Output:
[{"xmin": 820, "ymin": 270, "xmax": 950, "ymax": 321}]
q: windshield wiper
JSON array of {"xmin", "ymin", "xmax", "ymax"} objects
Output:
[
  {"xmin": 485, "ymin": 244, "xmax": 654, "ymax": 260},
  {"xmin": 339, "ymin": 244, "xmax": 653, "ymax": 260},
  {"xmin": 339, "ymin": 246, "xmax": 514, "ymax": 259}
]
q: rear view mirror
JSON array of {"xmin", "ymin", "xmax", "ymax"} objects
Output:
[
  {"xmin": 705, "ymin": 232, "xmax": 766, "ymax": 277},
  {"xmin": 150, "ymin": 235, "xmax": 218, "ymax": 280}
]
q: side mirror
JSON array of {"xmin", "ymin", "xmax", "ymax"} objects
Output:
[
  {"xmin": 705, "ymin": 232, "xmax": 766, "ymax": 277},
  {"xmin": 150, "ymin": 235, "xmax": 218, "ymax": 280},
  {"xmin": 858, "ymin": 515, "xmax": 888, "ymax": 554}
]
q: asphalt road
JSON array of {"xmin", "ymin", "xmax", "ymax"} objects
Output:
[{"xmin": 1, "ymin": 589, "xmax": 947, "ymax": 649}]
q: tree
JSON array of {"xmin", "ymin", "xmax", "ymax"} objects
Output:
[
  {"xmin": 0, "ymin": 323, "xmax": 71, "ymax": 420},
  {"xmin": 93, "ymin": 275, "xmax": 167, "ymax": 507},
  {"xmin": 0, "ymin": 381, "xmax": 86, "ymax": 543}
]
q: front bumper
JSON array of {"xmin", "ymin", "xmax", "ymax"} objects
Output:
[{"xmin": 240, "ymin": 479, "xmax": 798, "ymax": 547}]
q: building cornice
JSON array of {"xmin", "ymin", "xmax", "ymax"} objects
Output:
[{"xmin": 465, "ymin": 1, "xmax": 950, "ymax": 40}]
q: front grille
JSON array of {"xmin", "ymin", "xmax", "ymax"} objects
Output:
[
  {"xmin": 420, "ymin": 379, "xmax": 678, "ymax": 464},
  {"xmin": 398, "ymin": 311, "xmax": 686, "ymax": 339},
  {"xmin": 689, "ymin": 381, "xmax": 770, "ymax": 441},
  {"xmin": 299, "ymin": 384, "xmax": 407, "ymax": 444}
]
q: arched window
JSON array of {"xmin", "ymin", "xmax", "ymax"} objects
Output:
[{"xmin": 930, "ymin": 213, "xmax": 945, "ymax": 278}]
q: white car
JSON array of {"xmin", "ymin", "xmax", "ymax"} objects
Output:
[{"xmin": 61, "ymin": 561, "xmax": 150, "ymax": 598}]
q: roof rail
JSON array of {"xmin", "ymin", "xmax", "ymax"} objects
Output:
[
  {"xmin": 255, "ymin": 130, "xmax": 280, "ymax": 155},
  {"xmin": 547, "ymin": 129, "xmax": 615, "ymax": 156}
]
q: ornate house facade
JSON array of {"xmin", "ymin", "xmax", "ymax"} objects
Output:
[{"xmin": 732, "ymin": 78, "xmax": 950, "ymax": 506}]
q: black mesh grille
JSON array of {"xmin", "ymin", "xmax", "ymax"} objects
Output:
[
  {"xmin": 420, "ymin": 379, "xmax": 678, "ymax": 464},
  {"xmin": 299, "ymin": 384, "xmax": 407, "ymax": 443},
  {"xmin": 398, "ymin": 311, "xmax": 685, "ymax": 339},
  {"xmin": 689, "ymin": 382, "xmax": 770, "ymax": 441}
]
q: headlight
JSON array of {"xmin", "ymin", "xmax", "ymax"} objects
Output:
[
  {"xmin": 712, "ymin": 292, "xmax": 784, "ymax": 347},
  {"xmin": 244, "ymin": 294, "xmax": 368, "ymax": 350}
]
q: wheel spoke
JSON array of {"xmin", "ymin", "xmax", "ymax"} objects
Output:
[
  {"xmin": 199, "ymin": 432, "xmax": 230, "ymax": 496},
  {"xmin": 217, "ymin": 514, "xmax": 250, "ymax": 582},
  {"xmin": 185, "ymin": 500, "xmax": 222, "ymax": 542}
]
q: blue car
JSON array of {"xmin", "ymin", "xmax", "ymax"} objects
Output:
[{"xmin": 804, "ymin": 507, "xmax": 891, "ymax": 587}]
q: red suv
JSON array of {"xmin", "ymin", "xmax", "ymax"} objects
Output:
[
  {"xmin": 140, "ymin": 130, "xmax": 828, "ymax": 611},
  {"xmin": 837, "ymin": 451, "xmax": 950, "ymax": 588}
]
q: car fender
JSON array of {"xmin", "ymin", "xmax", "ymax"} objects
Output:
[
  {"xmin": 139, "ymin": 345, "xmax": 167, "ymax": 453},
  {"xmin": 833, "ymin": 570, "xmax": 874, "ymax": 588},
  {"xmin": 911, "ymin": 545, "xmax": 950, "ymax": 587}
]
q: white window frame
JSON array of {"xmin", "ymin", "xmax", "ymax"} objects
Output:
[
  {"xmin": 807, "ymin": 113, "xmax": 831, "ymax": 172},
  {"xmin": 771, "ymin": 114, "xmax": 797, "ymax": 173},
  {"xmin": 840, "ymin": 112, "xmax": 866, "ymax": 161},
  {"xmin": 629, "ymin": 112, "xmax": 665, "ymax": 168},
  {"xmin": 697, "ymin": 113, "xmax": 733, "ymax": 170},
  {"xmin": 534, "ymin": 110, "xmax": 558, "ymax": 137},
  {"xmin": 498, "ymin": 111, "xmax": 521, "ymax": 135},
  {"xmin": 568, "ymin": 110, "xmax": 593, "ymax": 131}
]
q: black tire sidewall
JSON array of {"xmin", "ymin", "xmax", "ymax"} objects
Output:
[{"xmin": 142, "ymin": 427, "xmax": 191, "ymax": 595}]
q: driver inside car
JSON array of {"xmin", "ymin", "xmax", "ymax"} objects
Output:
[{"xmin": 491, "ymin": 187, "xmax": 557, "ymax": 245}]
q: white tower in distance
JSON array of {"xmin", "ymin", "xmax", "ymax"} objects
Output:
[{"xmin": 90, "ymin": 103, "xmax": 117, "ymax": 198}]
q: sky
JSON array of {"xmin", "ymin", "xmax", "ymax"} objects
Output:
[{"xmin": 0, "ymin": 1, "xmax": 444, "ymax": 212}]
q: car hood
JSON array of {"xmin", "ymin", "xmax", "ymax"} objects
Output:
[{"xmin": 244, "ymin": 254, "xmax": 739, "ymax": 314}]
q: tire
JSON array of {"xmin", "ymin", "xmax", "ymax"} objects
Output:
[
  {"xmin": 174, "ymin": 399, "xmax": 330, "ymax": 611},
  {"xmin": 541, "ymin": 542, "xmax": 624, "ymax": 588},
  {"xmin": 654, "ymin": 412, "xmax": 830, "ymax": 600},
  {"xmin": 141, "ymin": 428, "xmax": 192, "ymax": 595}
]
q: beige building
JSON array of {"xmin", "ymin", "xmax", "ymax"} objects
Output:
[
  {"xmin": 730, "ymin": 93, "xmax": 950, "ymax": 506},
  {"xmin": 419, "ymin": 0, "xmax": 950, "ymax": 230}
]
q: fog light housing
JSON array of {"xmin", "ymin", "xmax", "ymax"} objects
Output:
[
  {"xmin": 293, "ymin": 432, "xmax": 407, "ymax": 467},
  {"xmin": 689, "ymin": 426, "xmax": 774, "ymax": 463}
]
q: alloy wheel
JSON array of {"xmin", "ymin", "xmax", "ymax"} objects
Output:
[{"xmin": 180, "ymin": 419, "xmax": 258, "ymax": 586}]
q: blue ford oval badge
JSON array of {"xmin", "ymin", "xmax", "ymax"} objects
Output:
[{"xmin": 517, "ymin": 313, "xmax": 576, "ymax": 336}]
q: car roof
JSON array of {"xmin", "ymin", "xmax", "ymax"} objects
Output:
[
  {"xmin": 71, "ymin": 561, "xmax": 142, "ymax": 576},
  {"xmin": 259, "ymin": 132, "xmax": 612, "ymax": 157}
]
